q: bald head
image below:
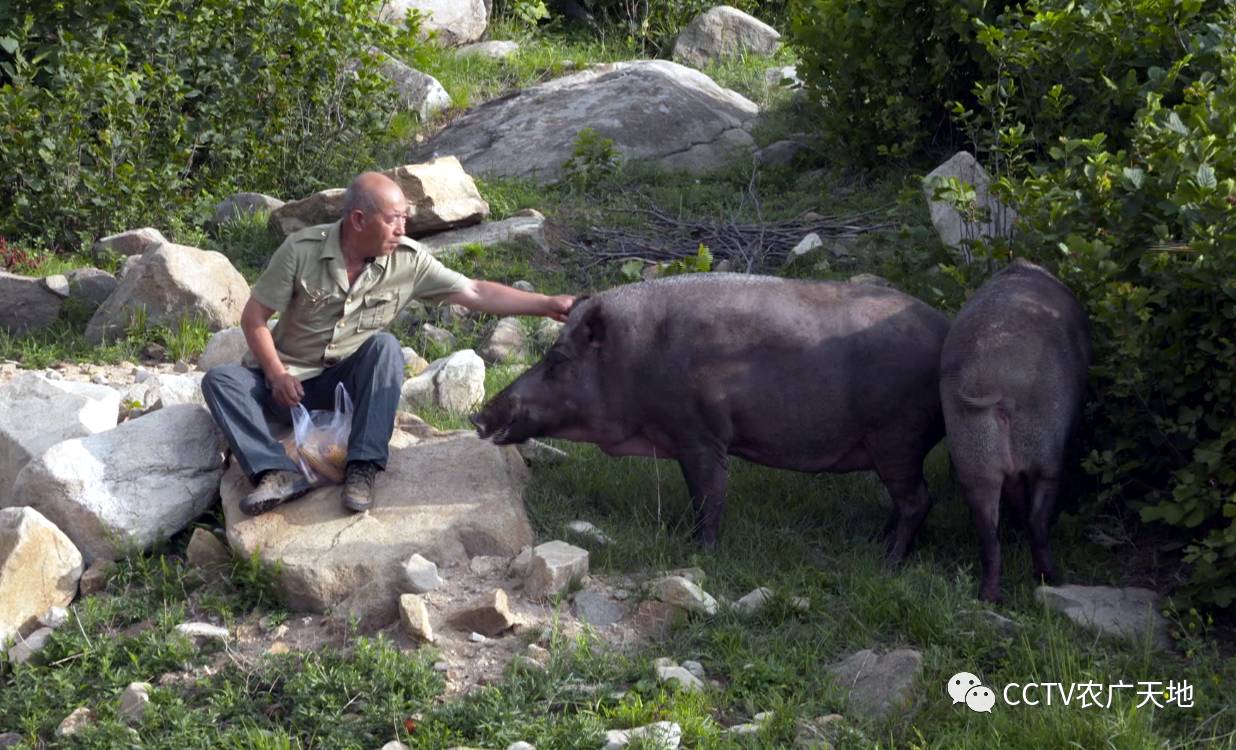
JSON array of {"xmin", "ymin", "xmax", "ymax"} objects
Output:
[{"xmin": 342, "ymin": 171, "xmax": 406, "ymax": 217}]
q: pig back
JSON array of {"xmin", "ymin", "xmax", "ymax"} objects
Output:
[
  {"xmin": 585, "ymin": 274, "xmax": 950, "ymax": 454},
  {"xmin": 941, "ymin": 261, "xmax": 1091, "ymax": 438}
]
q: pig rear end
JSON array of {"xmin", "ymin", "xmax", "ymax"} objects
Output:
[{"xmin": 940, "ymin": 259, "xmax": 1091, "ymax": 602}]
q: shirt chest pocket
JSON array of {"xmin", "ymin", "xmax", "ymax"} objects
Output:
[{"xmin": 357, "ymin": 291, "xmax": 399, "ymax": 330}]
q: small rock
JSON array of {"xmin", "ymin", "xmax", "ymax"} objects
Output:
[
  {"xmin": 506, "ymin": 742, "xmax": 535, "ymax": 750},
  {"xmin": 469, "ymin": 631, "xmax": 489, "ymax": 643},
  {"xmin": 90, "ymin": 373, "xmax": 110, "ymax": 385},
  {"xmin": 653, "ymin": 657, "xmax": 704, "ymax": 692},
  {"xmin": 468, "ymin": 555, "xmax": 509, "ymax": 578},
  {"xmin": 133, "ymin": 366, "xmax": 153, "ymax": 383},
  {"xmin": 507, "ymin": 546, "xmax": 533, "ymax": 579},
  {"xmin": 733, "ymin": 587, "xmax": 773, "ymax": 615},
  {"xmin": 119, "ymin": 682, "xmax": 152, "ymax": 723},
  {"xmin": 380, "ymin": 742, "xmax": 411, "ymax": 750},
  {"xmin": 399, "ymin": 594, "xmax": 435, "ymax": 643},
  {"xmin": 403, "ymin": 553, "xmax": 444, "ymax": 593},
  {"xmin": 603, "ymin": 720, "xmax": 682, "ymax": 749},
  {"xmin": 681, "ymin": 660, "xmax": 705, "ymax": 680},
  {"xmin": 790, "ymin": 596, "xmax": 810, "ymax": 612},
  {"xmin": 173, "ymin": 359, "xmax": 192, "ymax": 373},
  {"xmin": 142, "ymin": 342, "xmax": 167, "ymax": 361},
  {"xmin": 56, "ymin": 707, "xmax": 94, "ymax": 737},
  {"xmin": 432, "ymin": 660, "xmax": 450, "ymax": 672},
  {"xmin": 186, "ymin": 528, "xmax": 232, "ymax": 568},
  {"xmin": 446, "ymin": 589, "xmax": 516, "ymax": 636},
  {"xmin": 565, "ymin": 520, "xmax": 611, "ymax": 545},
  {"xmin": 8, "ymin": 627, "xmax": 54, "ymax": 665},
  {"xmin": 0, "ymin": 732, "xmax": 23, "ymax": 748},
  {"xmin": 525, "ymin": 540, "xmax": 589, "ymax": 600},
  {"xmin": 175, "ymin": 622, "xmax": 229, "ymax": 643},
  {"xmin": 790, "ymin": 233, "xmax": 824, "ymax": 258},
  {"xmin": 651, "ymin": 576, "xmax": 717, "ymax": 616},
  {"xmin": 38, "ymin": 606, "xmax": 69, "ymax": 629},
  {"xmin": 42, "ymin": 274, "xmax": 71, "ymax": 298},
  {"xmin": 512, "ymin": 280, "xmax": 535, "ymax": 293},
  {"xmin": 79, "ymin": 560, "xmax": 117, "ymax": 595}
]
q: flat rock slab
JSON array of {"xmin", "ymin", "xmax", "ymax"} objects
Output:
[
  {"xmin": 410, "ymin": 60, "xmax": 757, "ymax": 182},
  {"xmin": 1036, "ymin": 584, "xmax": 1171, "ymax": 649},
  {"xmin": 827, "ymin": 648, "xmax": 922, "ymax": 721},
  {"xmin": 222, "ymin": 431, "xmax": 533, "ymax": 625}
]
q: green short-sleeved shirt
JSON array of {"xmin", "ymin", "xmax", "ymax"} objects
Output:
[{"xmin": 243, "ymin": 221, "xmax": 469, "ymax": 380}]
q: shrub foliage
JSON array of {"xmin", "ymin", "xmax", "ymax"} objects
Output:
[
  {"xmin": 789, "ymin": 0, "xmax": 1236, "ymax": 605},
  {"xmin": 0, "ymin": 0, "xmax": 420, "ymax": 249}
]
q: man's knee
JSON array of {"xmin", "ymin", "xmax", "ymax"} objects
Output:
[{"xmin": 202, "ymin": 365, "xmax": 257, "ymax": 399}]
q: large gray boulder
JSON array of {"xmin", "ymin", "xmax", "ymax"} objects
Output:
[
  {"xmin": 410, "ymin": 60, "xmax": 759, "ymax": 182},
  {"xmin": 268, "ymin": 156, "xmax": 489, "ymax": 239},
  {"xmin": 0, "ymin": 374, "xmax": 120, "ymax": 505},
  {"xmin": 922, "ymin": 151, "xmax": 1017, "ymax": 253},
  {"xmin": 5, "ymin": 405, "xmax": 226, "ymax": 563},
  {"xmin": 221, "ymin": 430, "xmax": 534, "ymax": 625},
  {"xmin": 85, "ymin": 243, "xmax": 250, "ymax": 344},
  {"xmin": 0, "ymin": 272, "xmax": 63, "ymax": 335},
  {"xmin": 419, "ymin": 214, "xmax": 549, "ymax": 256},
  {"xmin": 400, "ymin": 350, "xmax": 486, "ymax": 413},
  {"xmin": 0, "ymin": 507, "xmax": 83, "ymax": 648},
  {"xmin": 379, "ymin": 0, "xmax": 488, "ymax": 46},
  {"xmin": 672, "ymin": 6, "xmax": 781, "ymax": 69}
]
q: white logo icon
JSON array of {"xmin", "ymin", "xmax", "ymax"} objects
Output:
[{"xmin": 948, "ymin": 672, "xmax": 994, "ymax": 713}]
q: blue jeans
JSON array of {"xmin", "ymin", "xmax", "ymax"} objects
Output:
[{"xmin": 201, "ymin": 332, "xmax": 403, "ymax": 482}]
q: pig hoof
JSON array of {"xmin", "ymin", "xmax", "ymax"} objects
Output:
[{"xmin": 979, "ymin": 588, "xmax": 1003, "ymax": 604}]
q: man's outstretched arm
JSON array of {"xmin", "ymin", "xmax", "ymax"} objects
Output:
[{"xmin": 444, "ymin": 280, "xmax": 574, "ymax": 322}]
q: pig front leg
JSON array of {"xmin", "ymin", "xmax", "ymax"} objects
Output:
[{"xmin": 675, "ymin": 447, "xmax": 729, "ymax": 546}]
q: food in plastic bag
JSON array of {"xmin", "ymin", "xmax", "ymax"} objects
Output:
[{"xmin": 289, "ymin": 382, "xmax": 352, "ymax": 485}]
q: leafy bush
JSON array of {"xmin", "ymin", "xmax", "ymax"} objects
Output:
[
  {"xmin": 0, "ymin": 0, "xmax": 421, "ymax": 250},
  {"xmin": 786, "ymin": 0, "xmax": 1008, "ymax": 161},
  {"xmin": 974, "ymin": 5, "xmax": 1236, "ymax": 607}
]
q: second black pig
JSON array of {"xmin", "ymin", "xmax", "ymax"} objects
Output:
[
  {"xmin": 471, "ymin": 273, "xmax": 950, "ymax": 557},
  {"xmin": 940, "ymin": 259, "xmax": 1091, "ymax": 602}
]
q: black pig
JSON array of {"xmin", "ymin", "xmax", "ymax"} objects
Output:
[
  {"xmin": 472, "ymin": 273, "xmax": 950, "ymax": 557},
  {"xmin": 940, "ymin": 259, "xmax": 1091, "ymax": 602}
]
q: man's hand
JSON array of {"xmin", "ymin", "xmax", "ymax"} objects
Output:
[
  {"xmin": 269, "ymin": 372, "xmax": 304, "ymax": 408},
  {"xmin": 544, "ymin": 294, "xmax": 575, "ymax": 322}
]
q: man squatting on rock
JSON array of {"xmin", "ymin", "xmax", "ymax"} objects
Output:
[{"xmin": 202, "ymin": 172, "xmax": 574, "ymax": 515}]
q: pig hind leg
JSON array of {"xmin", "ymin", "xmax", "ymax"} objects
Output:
[
  {"xmin": 961, "ymin": 475, "xmax": 1004, "ymax": 602},
  {"xmin": 1026, "ymin": 474, "xmax": 1062, "ymax": 584}
]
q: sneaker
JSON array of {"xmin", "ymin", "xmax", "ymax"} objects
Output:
[
  {"xmin": 241, "ymin": 470, "xmax": 312, "ymax": 516},
  {"xmin": 343, "ymin": 461, "xmax": 379, "ymax": 513}
]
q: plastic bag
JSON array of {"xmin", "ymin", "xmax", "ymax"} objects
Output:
[{"xmin": 289, "ymin": 382, "xmax": 352, "ymax": 485}]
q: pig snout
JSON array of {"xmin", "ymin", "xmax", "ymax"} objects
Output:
[{"xmin": 470, "ymin": 394, "xmax": 521, "ymax": 444}]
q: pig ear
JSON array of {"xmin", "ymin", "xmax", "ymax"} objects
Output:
[{"xmin": 577, "ymin": 304, "xmax": 605, "ymax": 348}]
